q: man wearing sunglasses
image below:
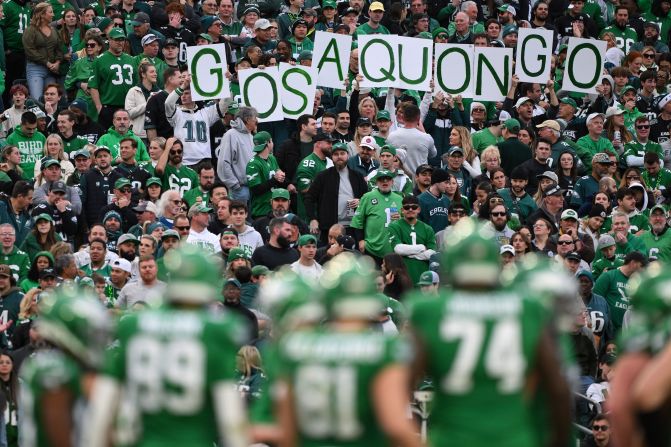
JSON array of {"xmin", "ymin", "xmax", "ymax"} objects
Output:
[
  {"xmin": 587, "ymin": 415, "xmax": 612, "ymax": 447},
  {"xmin": 388, "ymin": 195, "xmax": 436, "ymax": 284},
  {"xmin": 622, "ymin": 116, "xmax": 663, "ymax": 169}
]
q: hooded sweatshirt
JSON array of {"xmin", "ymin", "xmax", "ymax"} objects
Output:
[
  {"xmin": 0, "ymin": 286, "xmax": 22, "ymax": 337},
  {"xmin": 216, "ymin": 117, "xmax": 254, "ymax": 192},
  {"xmin": 95, "ymin": 127, "xmax": 150, "ymax": 162},
  {"xmin": 6, "ymin": 125, "xmax": 46, "ymax": 180}
]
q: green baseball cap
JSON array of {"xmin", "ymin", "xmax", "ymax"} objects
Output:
[
  {"xmin": 251, "ymin": 265, "xmax": 270, "ymax": 276},
  {"xmin": 417, "ymin": 270, "xmax": 438, "ymax": 286},
  {"xmin": 72, "ymin": 149, "xmax": 90, "ymax": 159},
  {"xmin": 114, "ymin": 178, "xmax": 131, "ymax": 189},
  {"xmin": 560, "ymin": 97, "xmax": 578, "ymax": 109},
  {"xmin": 108, "ymin": 27, "xmax": 126, "ymax": 40},
  {"xmin": 322, "ymin": 0, "xmax": 337, "ymax": 8},
  {"xmin": 198, "ymin": 33, "xmax": 213, "ymax": 43},
  {"xmin": 34, "ymin": 213, "xmax": 54, "ymax": 223},
  {"xmin": 253, "ymin": 131, "xmax": 272, "ymax": 152},
  {"xmin": 161, "ymin": 229, "xmax": 180, "ymax": 240},
  {"xmin": 503, "ymin": 118, "xmax": 521, "ymax": 131},
  {"xmin": 620, "ymin": 85, "xmax": 637, "ymax": 96},
  {"xmin": 188, "ymin": 203, "xmax": 213, "ymax": 218},
  {"xmin": 332, "ymin": 142, "xmax": 348, "ymax": 153},
  {"xmin": 146, "ymin": 177, "xmax": 161, "ymax": 187},
  {"xmin": 651, "ymin": 204, "xmax": 668, "ymax": 216},
  {"xmin": 380, "ymin": 145, "xmax": 396, "ymax": 156},
  {"xmin": 228, "ymin": 247, "xmax": 249, "ymax": 262},
  {"xmin": 418, "ymin": 31, "xmax": 433, "ymax": 39},
  {"xmin": 373, "ymin": 169, "xmax": 396, "ymax": 181},
  {"xmin": 271, "ymin": 188, "xmax": 290, "ymax": 200},
  {"xmin": 376, "ymin": 110, "xmax": 391, "ymax": 121},
  {"xmin": 298, "ymin": 50, "xmax": 313, "ymax": 62},
  {"xmin": 42, "ymin": 158, "xmax": 61, "ymax": 170},
  {"xmin": 297, "ymin": 234, "xmax": 318, "ymax": 246},
  {"xmin": 432, "ymin": 27, "xmax": 448, "ymax": 39}
]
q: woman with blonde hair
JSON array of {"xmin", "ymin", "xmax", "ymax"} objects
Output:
[
  {"xmin": 141, "ymin": 137, "xmax": 166, "ymax": 175},
  {"xmin": 125, "ymin": 60, "xmax": 159, "ymax": 141},
  {"xmin": 236, "ymin": 345, "xmax": 266, "ymax": 402},
  {"xmin": 347, "ymin": 117, "xmax": 375, "ymax": 158},
  {"xmin": 33, "ymin": 134, "xmax": 75, "ymax": 185},
  {"xmin": 22, "ymin": 2, "xmax": 63, "ymax": 100},
  {"xmin": 449, "ymin": 125, "xmax": 481, "ymax": 177},
  {"xmin": 12, "ymin": 288, "xmax": 42, "ymax": 350}
]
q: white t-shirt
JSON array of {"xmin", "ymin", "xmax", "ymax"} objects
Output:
[
  {"xmin": 186, "ymin": 228, "xmax": 222, "ymax": 253},
  {"xmin": 290, "ymin": 260, "xmax": 323, "ymax": 281}
]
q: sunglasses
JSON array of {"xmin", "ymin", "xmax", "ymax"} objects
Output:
[
  {"xmin": 170, "ymin": 150, "xmax": 183, "ymax": 155},
  {"xmin": 450, "ymin": 209, "xmax": 465, "ymax": 215},
  {"xmin": 171, "ymin": 199, "xmax": 182, "ymax": 205},
  {"xmin": 120, "ymin": 187, "xmax": 132, "ymax": 193},
  {"xmin": 402, "ymin": 205, "xmax": 419, "ymax": 210},
  {"xmin": 557, "ymin": 240, "xmax": 574, "ymax": 245},
  {"xmin": 592, "ymin": 425, "xmax": 609, "ymax": 432},
  {"xmin": 490, "ymin": 211, "xmax": 507, "ymax": 217},
  {"xmin": 636, "ymin": 124, "xmax": 650, "ymax": 129},
  {"xmin": 175, "ymin": 225, "xmax": 190, "ymax": 231},
  {"xmin": 644, "ymin": 53, "xmax": 655, "ymax": 58},
  {"xmin": 489, "ymin": 197, "xmax": 504, "ymax": 205},
  {"xmin": 472, "ymin": 108, "xmax": 485, "ymax": 112},
  {"xmin": 86, "ymin": 43, "xmax": 98, "ymax": 48}
]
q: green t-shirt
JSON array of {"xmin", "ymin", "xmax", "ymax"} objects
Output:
[
  {"xmin": 160, "ymin": 164, "xmax": 199, "ymax": 198},
  {"xmin": 591, "ymin": 256, "xmax": 623, "ymax": 280},
  {"xmin": 182, "ymin": 187, "xmax": 210, "ymax": 209},
  {"xmin": 600, "ymin": 26, "xmax": 638, "ymax": 53},
  {"xmin": 6, "ymin": 126, "xmax": 46, "ymax": 180},
  {"xmin": 593, "ymin": 268, "xmax": 631, "ymax": 331},
  {"xmin": 642, "ymin": 167, "xmax": 671, "ymax": 190},
  {"xmin": 88, "ymin": 51, "xmax": 137, "ymax": 106},
  {"xmin": 246, "ymin": 154, "xmax": 280, "ymax": 218},
  {"xmin": 353, "ymin": 22, "xmax": 390, "ymax": 39},
  {"xmin": 0, "ymin": 0, "xmax": 30, "ymax": 51},
  {"xmin": 408, "ymin": 289, "xmax": 544, "ymax": 447},
  {"xmin": 351, "ymin": 189, "xmax": 403, "ymax": 258},
  {"xmin": 387, "ymin": 218, "xmax": 436, "ymax": 284},
  {"xmin": 0, "ymin": 247, "xmax": 29, "ymax": 283},
  {"xmin": 277, "ymin": 329, "xmax": 410, "ymax": 447},
  {"xmin": 81, "ymin": 263, "xmax": 112, "ymax": 279},
  {"xmin": 295, "ymin": 153, "xmax": 329, "ymax": 221},
  {"xmin": 575, "ymin": 135, "xmax": 616, "ymax": 171},
  {"xmin": 471, "ymin": 128, "xmax": 502, "ymax": 154},
  {"xmin": 621, "ymin": 140, "xmax": 663, "ymax": 168},
  {"xmin": 20, "ymin": 350, "xmax": 82, "ymax": 447},
  {"xmin": 639, "ymin": 228, "xmax": 671, "ymax": 263}
]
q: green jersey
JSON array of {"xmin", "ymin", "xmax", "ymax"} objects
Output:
[
  {"xmin": 277, "ymin": 329, "xmax": 411, "ymax": 447},
  {"xmin": 408, "ymin": 289, "xmax": 544, "ymax": 447},
  {"xmin": 295, "ymin": 153, "xmax": 330, "ymax": 220},
  {"xmin": 182, "ymin": 187, "xmax": 210, "ymax": 208},
  {"xmin": 600, "ymin": 26, "xmax": 638, "ymax": 53},
  {"xmin": 575, "ymin": 135, "xmax": 616, "ymax": 171},
  {"xmin": 591, "ymin": 256, "xmax": 623, "ymax": 280},
  {"xmin": 642, "ymin": 167, "xmax": 671, "ymax": 190},
  {"xmin": 160, "ymin": 164, "xmax": 199, "ymax": 198},
  {"xmin": 593, "ymin": 268, "xmax": 631, "ymax": 331},
  {"xmin": 246, "ymin": 154, "xmax": 280, "ymax": 218},
  {"xmin": 351, "ymin": 189, "xmax": 403, "ymax": 258},
  {"xmin": 62, "ymin": 135, "xmax": 89, "ymax": 155},
  {"xmin": 0, "ymin": 246, "xmax": 29, "ymax": 283},
  {"xmin": 103, "ymin": 308, "xmax": 246, "ymax": 447},
  {"xmin": 0, "ymin": 0, "xmax": 30, "ymax": 51},
  {"xmin": 621, "ymin": 139, "xmax": 663, "ymax": 168},
  {"xmin": 472, "ymin": 128, "xmax": 502, "ymax": 154},
  {"xmin": 6, "ymin": 126, "xmax": 46, "ymax": 180},
  {"xmin": 88, "ymin": 51, "xmax": 137, "ymax": 107},
  {"xmin": 639, "ymin": 227, "xmax": 671, "ymax": 263},
  {"xmin": 20, "ymin": 350, "xmax": 82, "ymax": 447},
  {"xmin": 81, "ymin": 263, "xmax": 112, "ymax": 279},
  {"xmin": 387, "ymin": 218, "xmax": 436, "ymax": 284}
]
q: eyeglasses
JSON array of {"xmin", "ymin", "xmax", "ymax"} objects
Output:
[
  {"xmin": 175, "ymin": 225, "xmax": 190, "ymax": 231},
  {"xmin": 644, "ymin": 53, "xmax": 655, "ymax": 58},
  {"xmin": 592, "ymin": 425, "xmax": 609, "ymax": 431},
  {"xmin": 120, "ymin": 187, "xmax": 132, "ymax": 193},
  {"xmin": 402, "ymin": 205, "xmax": 419, "ymax": 210},
  {"xmin": 472, "ymin": 108, "xmax": 485, "ymax": 112},
  {"xmin": 490, "ymin": 212, "xmax": 507, "ymax": 217},
  {"xmin": 557, "ymin": 240, "xmax": 574, "ymax": 245},
  {"xmin": 86, "ymin": 43, "xmax": 98, "ymax": 48},
  {"xmin": 636, "ymin": 124, "xmax": 650, "ymax": 129},
  {"xmin": 0, "ymin": 233, "xmax": 14, "ymax": 237},
  {"xmin": 489, "ymin": 197, "xmax": 504, "ymax": 205},
  {"xmin": 171, "ymin": 200, "xmax": 182, "ymax": 204}
]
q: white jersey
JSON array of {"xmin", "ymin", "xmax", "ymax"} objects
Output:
[{"xmin": 186, "ymin": 228, "xmax": 222, "ymax": 253}]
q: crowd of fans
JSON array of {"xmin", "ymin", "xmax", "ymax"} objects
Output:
[{"xmin": 1, "ymin": 0, "xmax": 671, "ymax": 443}]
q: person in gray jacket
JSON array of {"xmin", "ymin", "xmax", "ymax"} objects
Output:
[{"xmin": 216, "ymin": 106, "xmax": 257, "ymax": 204}]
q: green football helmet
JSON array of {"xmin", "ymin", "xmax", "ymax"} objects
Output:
[
  {"xmin": 629, "ymin": 263, "xmax": 671, "ymax": 323},
  {"xmin": 441, "ymin": 219, "xmax": 500, "ymax": 288},
  {"xmin": 163, "ymin": 244, "xmax": 224, "ymax": 304},
  {"xmin": 258, "ymin": 268, "xmax": 325, "ymax": 332},
  {"xmin": 37, "ymin": 287, "xmax": 113, "ymax": 368},
  {"xmin": 320, "ymin": 253, "xmax": 385, "ymax": 320}
]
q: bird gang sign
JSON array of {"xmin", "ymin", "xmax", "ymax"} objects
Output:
[
  {"xmin": 186, "ymin": 44, "xmax": 231, "ymax": 101},
  {"xmin": 561, "ymin": 37, "xmax": 607, "ymax": 94},
  {"xmin": 312, "ymin": 31, "xmax": 352, "ymax": 89}
]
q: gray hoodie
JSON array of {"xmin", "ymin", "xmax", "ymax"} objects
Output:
[{"xmin": 216, "ymin": 118, "xmax": 254, "ymax": 192}]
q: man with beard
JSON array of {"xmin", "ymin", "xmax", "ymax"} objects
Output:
[
  {"xmin": 156, "ymin": 137, "xmax": 199, "ymax": 198},
  {"xmin": 182, "ymin": 163, "xmax": 216, "ymax": 207},
  {"xmin": 333, "ymin": 111, "xmax": 352, "ymax": 143},
  {"xmin": 295, "ymin": 133, "xmax": 334, "ymax": 220},
  {"xmin": 108, "ymin": 138, "xmax": 153, "ymax": 196},
  {"xmin": 116, "ymin": 255, "xmax": 166, "ymax": 309},
  {"xmin": 115, "ymin": 233, "xmax": 140, "ymax": 279},
  {"xmin": 218, "ymin": 227, "xmax": 240, "ymax": 262},
  {"xmin": 253, "ymin": 189, "xmax": 309, "ymax": 243},
  {"xmin": 486, "ymin": 203, "xmax": 515, "ymax": 246},
  {"xmin": 70, "ymin": 101, "xmax": 105, "ymax": 144},
  {"xmin": 572, "ymin": 153, "xmax": 614, "ymax": 208},
  {"xmin": 221, "ymin": 278, "xmax": 258, "ymax": 340},
  {"xmin": 517, "ymin": 138, "xmax": 553, "ymax": 195},
  {"xmin": 531, "ymin": 1, "xmax": 558, "ymax": 45},
  {"xmin": 632, "ymin": 22, "xmax": 669, "ymax": 53},
  {"xmin": 417, "ymin": 169, "xmax": 451, "ymax": 233},
  {"xmin": 639, "ymin": 204, "xmax": 671, "ymax": 262},
  {"xmin": 600, "ymin": 6, "xmax": 638, "ymax": 53},
  {"xmin": 251, "ymin": 217, "xmax": 299, "ymax": 270},
  {"xmin": 497, "ymin": 166, "xmax": 538, "ymax": 223}
]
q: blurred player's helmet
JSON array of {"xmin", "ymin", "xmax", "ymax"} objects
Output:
[
  {"xmin": 37, "ymin": 288, "xmax": 113, "ymax": 368},
  {"xmin": 441, "ymin": 219, "xmax": 500, "ymax": 288},
  {"xmin": 320, "ymin": 253, "xmax": 385, "ymax": 320},
  {"xmin": 258, "ymin": 268, "xmax": 325, "ymax": 332},
  {"xmin": 629, "ymin": 263, "xmax": 671, "ymax": 323},
  {"xmin": 163, "ymin": 244, "xmax": 223, "ymax": 304}
]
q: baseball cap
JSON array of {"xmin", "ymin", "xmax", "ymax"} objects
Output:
[
  {"xmin": 301, "ymin": 7, "xmax": 317, "ymax": 16},
  {"xmin": 592, "ymin": 152, "xmax": 613, "ymax": 165},
  {"xmin": 133, "ymin": 201, "xmax": 159, "ymax": 215},
  {"xmin": 379, "ymin": 144, "xmax": 396, "ymax": 156},
  {"xmin": 336, "ymin": 234, "xmax": 356, "ymax": 251},
  {"xmin": 502, "ymin": 24, "xmax": 518, "ymax": 37},
  {"xmin": 146, "ymin": 177, "xmax": 162, "ymax": 187},
  {"xmin": 242, "ymin": 5, "xmax": 260, "ymax": 15},
  {"xmin": 39, "ymin": 268, "xmax": 57, "ymax": 279},
  {"xmin": 417, "ymin": 270, "xmax": 439, "ymax": 286},
  {"xmin": 644, "ymin": 21, "xmax": 660, "ymax": 31},
  {"xmin": 498, "ymin": 4, "xmax": 516, "ymax": 15},
  {"xmin": 561, "ymin": 209, "xmax": 579, "ymax": 221},
  {"xmin": 254, "ymin": 18, "xmax": 272, "ymax": 30},
  {"xmin": 503, "ymin": 118, "xmax": 521, "ymax": 132},
  {"xmin": 373, "ymin": 169, "xmax": 395, "ymax": 181},
  {"xmin": 42, "ymin": 158, "xmax": 61, "ymax": 170},
  {"xmin": 34, "ymin": 213, "xmax": 53, "ymax": 223},
  {"xmin": 560, "ymin": 97, "xmax": 578, "ymax": 109},
  {"xmin": 343, "ymin": 6, "xmax": 358, "ymax": 15},
  {"xmin": 620, "ymin": 85, "xmax": 636, "ymax": 96},
  {"xmin": 598, "ymin": 234, "xmax": 616, "ymax": 249},
  {"xmin": 94, "ymin": 146, "xmax": 111, "ymax": 156},
  {"xmin": 542, "ymin": 182, "xmax": 562, "ymax": 197},
  {"xmin": 271, "ymin": 188, "xmax": 290, "ymax": 200},
  {"xmin": 359, "ymin": 135, "xmax": 377, "ymax": 150},
  {"xmin": 415, "ymin": 164, "xmax": 434, "ymax": 175},
  {"xmin": 586, "ymin": 112, "xmax": 605, "ymax": 125},
  {"xmin": 589, "ymin": 204, "xmax": 607, "ymax": 218},
  {"xmin": 141, "ymin": 33, "xmax": 159, "ymax": 46},
  {"xmin": 225, "ymin": 278, "xmax": 242, "ymax": 288},
  {"xmin": 332, "ymin": 142, "xmax": 348, "ymax": 153},
  {"xmin": 253, "ymin": 131, "xmax": 272, "ymax": 152},
  {"xmin": 514, "ymin": 97, "xmax": 532, "ymax": 109},
  {"xmin": 108, "ymin": 28, "xmax": 126, "ymax": 40},
  {"xmin": 322, "ymin": 0, "xmax": 337, "ymax": 8},
  {"xmin": 650, "ymin": 204, "xmax": 668, "ymax": 216},
  {"xmin": 576, "ymin": 269, "xmax": 593, "ymax": 282},
  {"xmin": 537, "ymin": 170, "xmax": 559, "ymax": 183},
  {"xmin": 227, "ymin": 247, "xmax": 249, "ymax": 262},
  {"xmin": 369, "ymin": 1, "xmax": 385, "ymax": 11},
  {"xmin": 500, "ymin": 244, "xmax": 515, "ymax": 256},
  {"xmin": 298, "ymin": 50, "xmax": 313, "ymax": 62},
  {"xmin": 376, "ymin": 110, "xmax": 391, "ymax": 121},
  {"xmin": 357, "ymin": 117, "xmax": 372, "ymax": 127},
  {"xmin": 297, "ymin": 234, "xmax": 318, "ymax": 246},
  {"xmin": 200, "ymin": 15, "xmax": 220, "ymax": 30},
  {"xmin": 50, "ymin": 181, "xmax": 67, "ymax": 193},
  {"xmin": 536, "ymin": 119, "xmax": 560, "ymax": 132},
  {"xmin": 251, "ymin": 265, "xmax": 270, "ymax": 276},
  {"xmin": 118, "ymin": 233, "xmax": 140, "ymax": 245},
  {"xmin": 188, "ymin": 203, "xmax": 213, "ymax": 218},
  {"xmin": 605, "ymin": 105, "xmax": 625, "ymax": 118},
  {"xmin": 111, "ymin": 258, "xmax": 132, "ymax": 273},
  {"xmin": 130, "ymin": 12, "xmax": 150, "ymax": 26},
  {"xmin": 70, "ymin": 98, "xmax": 88, "ymax": 113},
  {"xmin": 565, "ymin": 251, "xmax": 581, "ymax": 261},
  {"xmin": 72, "ymin": 149, "xmax": 90, "ymax": 159},
  {"xmin": 448, "ymin": 146, "xmax": 464, "ymax": 156},
  {"xmin": 114, "ymin": 178, "xmax": 131, "ymax": 190},
  {"xmin": 197, "ymin": 33, "xmax": 214, "ymax": 43},
  {"xmin": 161, "ymin": 229, "xmax": 181, "ymax": 240},
  {"xmin": 0, "ymin": 265, "xmax": 11, "ymax": 278},
  {"xmin": 292, "ymin": 18, "xmax": 308, "ymax": 33},
  {"xmin": 163, "ymin": 38, "xmax": 179, "ymax": 48}
]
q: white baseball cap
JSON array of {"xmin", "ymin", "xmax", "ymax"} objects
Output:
[{"xmin": 111, "ymin": 258, "xmax": 132, "ymax": 273}]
